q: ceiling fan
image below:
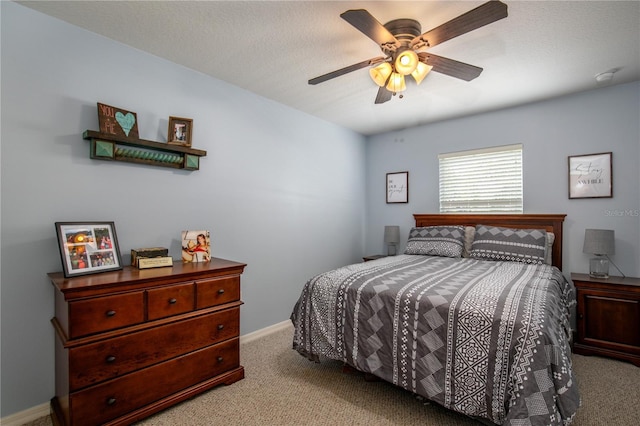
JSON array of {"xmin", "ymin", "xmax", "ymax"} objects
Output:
[{"xmin": 308, "ymin": 1, "xmax": 508, "ymax": 104}]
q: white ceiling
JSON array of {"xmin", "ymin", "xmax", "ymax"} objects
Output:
[{"xmin": 18, "ymin": 1, "xmax": 640, "ymax": 136}]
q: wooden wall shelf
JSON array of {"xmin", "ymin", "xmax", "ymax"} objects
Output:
[{"xmin": 83, "ymin": 130, "xmax": 207, "ymax": 170}]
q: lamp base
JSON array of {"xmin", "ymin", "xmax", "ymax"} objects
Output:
[
  {"xmin": 589, "ymin": 256, "xmax": 610, "ymax": 279},
  {"xmin": 387, "ymin": 244, "xmax": 397, "ymax": 256}
]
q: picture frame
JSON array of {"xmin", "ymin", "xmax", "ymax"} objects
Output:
[
  {"xmin": 568, "ymin": 152, "xmax": 612, "ymax": 199},
  {"xmin": 167, "ymin": 116, "xmax": 193, "ymax": 147},
  {"xmin": 55, "ymin": 222, "xmax": 123, "ymax": 278},
  {"xmin": 181, "ymin": 230, "xmax": 211, "ymax": 263},
  {"xmin": 386, "ymin": 171, "xmax": 409, "ymax": 203}
]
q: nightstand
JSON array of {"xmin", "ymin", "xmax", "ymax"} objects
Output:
[
  {"xmin": 571, "ymin": 273, "xmax": 640, "ymax": 367},
  {"xmin": 363, "ymin": 255, "xmax": 386, "ymax": 262}
]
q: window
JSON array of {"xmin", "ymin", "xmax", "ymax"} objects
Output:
[{"xmin": 439, "ymin": 144, "xmax": 523, "ymax": 213}]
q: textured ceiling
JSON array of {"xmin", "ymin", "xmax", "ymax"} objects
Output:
[{"xmin": 18, "ymin": 1, "xmax": 640, "ymax": 136}]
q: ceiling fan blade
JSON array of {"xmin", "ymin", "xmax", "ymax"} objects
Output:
[
  {"xmin": 308, "ymin": 57, "xmax": 385, "ymax": 85},
  {"xmin": 411, "ymin": 1, "xmax": 507, "ymax": 49},
  {"xmin": 341, "ymin": 9, "xmax": 400, "ymax": 49},
  {"xmin": 374, "ymin": 86, "xmax": 393, "ymax": 104},
  {"xmin": 418, "ymin": 52, "xmax": 483, "ymax": 81}
]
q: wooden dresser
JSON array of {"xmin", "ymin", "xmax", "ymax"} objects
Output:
[{"xmin": 49, "ymin": 258, "xmax": 246, "ymax": 426}]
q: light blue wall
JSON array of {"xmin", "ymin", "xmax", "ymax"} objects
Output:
[
  {"xmin": 365, "ymin": 82, "xmax": 640, "ymax": 278},
  {"xmin": 0, "ymin": 2, "xmax": 366, "ymax": 417},
  {"xmin": 3, "ymin": 0, "xmax": 640, "ymax": 420}
]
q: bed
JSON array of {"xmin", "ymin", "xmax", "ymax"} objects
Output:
[{"xmin": 291, "ymin": 214, "xmax": 580, "ymax": 425}]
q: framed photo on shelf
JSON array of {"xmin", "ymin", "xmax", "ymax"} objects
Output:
[
  {"xmin": 167, "ymin": 116, "xmax": 193, "ymax": 147},
  {"xmin": 568, "ymin": 152, "xmax": 612, "ymax": 199},
  {"xmin": 386, "ymin": 171, "xmax": 409, "ymax": 203},
  {"xmin": 55, "ymin": 222, "xmax": 123, "ymax": 278}
]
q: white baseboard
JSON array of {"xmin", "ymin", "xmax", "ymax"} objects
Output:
[
  {"xmin": 240, "ymin": 319, "xmax": 292, "ymax": 345},
  {"xmin": 1, "ymin": 321, "xmax": 294, "ymax": 424},
  {"xmin": 0, "ymin": 402, "xmax": 50, "ymax": 426}
]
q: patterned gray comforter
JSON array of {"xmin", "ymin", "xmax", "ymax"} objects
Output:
[{"xmin": 291, "ymin": 255, "xmax": 580, "ymax": 425}]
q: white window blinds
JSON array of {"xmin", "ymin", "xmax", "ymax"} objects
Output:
[{"xmin": 439, "ymin": 144, "xmax": 523, "ymax": 213}]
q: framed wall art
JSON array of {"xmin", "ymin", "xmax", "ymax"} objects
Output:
[
  {"xmin": 386, "ymin": 171, "xmax": 409, "ymax": 203},
  {"xmin": 168, "ymin": 116, "xmax": 193, "ymax": 147},
  {"xmin": 568, "ymin": 152, "xmax": 612, "ymax": 199},
  {"xmin": 55, "ymin": 222, "xmax": 123, "ymax": 277}
]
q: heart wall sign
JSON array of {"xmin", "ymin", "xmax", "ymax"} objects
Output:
[{"xmin": 97, "ymin": 103, "xmax": 139, "ymax": 139}]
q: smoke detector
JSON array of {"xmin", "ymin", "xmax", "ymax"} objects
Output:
[{"xmin": 595, "ymin": 70, "xmax": 617, "ymax": 84}]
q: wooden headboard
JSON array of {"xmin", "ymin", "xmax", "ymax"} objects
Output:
[{"xmin": 413, "ymin": 214, "xmax": 567, "ymax": 269}]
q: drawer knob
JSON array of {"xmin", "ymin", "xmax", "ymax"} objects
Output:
[
  {"xmin": 106, "ymin": 310, "xmax": 116, "ymax": 317},
  {"xmin": 217, "ymin": 356, "xmax": 224, "ymax": 363},
  {"xmin": 169, "ymin": 298, "xmax": 177, "ymax": 304},
  {"xmin": 106, "ymin": 397, "xmax": 116, "ymax": 406},
  {"xmin": 217, "ymin": 324, "xmax": 224, "ymax": 330},
  {"xmin": 217, "ymin": 289, "xmax": 225, "ymax": 294},
  {"xmin": 106, "ymin": 355, "xmax": 116, "ymax": 363}
]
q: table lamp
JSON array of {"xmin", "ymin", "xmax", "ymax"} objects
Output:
[
  {"xmin": 583, "ymin": 229, "xmax": 614, "ymax": 279},
  {"xmin": 384, "ymin": 226, "xmax": 400, "ymax": 256}
]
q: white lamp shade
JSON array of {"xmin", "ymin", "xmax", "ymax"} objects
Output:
[
  {"xmin": 386, "ymin": 72, "xmax": 406, "ymax": 92},
  {"xmin": 411, "ymin": 62, "xmax": 433, "ymax": 85},
  {"xmin": 394, "ymin": 49, "xmax": 419, "ymax": 75},
  {"xmin": 369, "ymin": 62, "xmax": 392, "ymax": 87},
  {"xmin": 583, "ymin": 229, "xmax": 615, "ymax": 255}
]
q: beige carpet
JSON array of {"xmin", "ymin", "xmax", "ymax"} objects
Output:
[{"xmin": 27, "ymin": 323, "xmax": 639, "ymax": 425}]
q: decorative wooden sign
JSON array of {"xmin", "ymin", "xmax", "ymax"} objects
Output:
[{"xmin": 97, "ymin": 103, "xmax": 139, "ymax": 139}]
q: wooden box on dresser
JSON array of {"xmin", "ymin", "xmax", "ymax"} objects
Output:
[
  {"xmin": 49, "ymin": 258, "xmax": 246, "ymax": 426},
  {"xmin": 571, "ymin": 273, "xmax": 640, "ymax": 367}
]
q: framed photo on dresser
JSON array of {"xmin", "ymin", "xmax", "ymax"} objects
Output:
[
  {"xmin": 181, "ymin": 230, "xmax": 211, "ymax": 262},
  {"xmin": 55, "ymin": 221, "xmax": 123, "ymax": 277}
]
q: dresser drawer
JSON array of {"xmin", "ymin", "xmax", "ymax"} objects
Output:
[
  {"xmin": 196, "ymin": 276, "xmax": 240, "ymax": 309},
  {"xmin": 68, "ymin": 292, "xmax": 144, "ymax": 338},
  {"xmin": 69, "ymin": 307, "xmax": 240, "ymax": 391},
  {"xmin": 147, "ymin": 282, "xmax": 195, "ymax": 321},
  {"xmin": 69, "ymin": 338, "xmax": 240, "ymax": 426}
]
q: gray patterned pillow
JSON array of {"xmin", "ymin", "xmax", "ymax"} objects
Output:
[
  {"xmin": 404, "ymin": 226, "xmax": 465, "ymax": 258},
  {"xmin": 470, "ymin": 225, "xmax": 547, "ymax": 264}
]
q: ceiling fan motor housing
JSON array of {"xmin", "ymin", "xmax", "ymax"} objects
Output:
[{"xmin": 384, "ymin": 19, "xmax": 421, "ymax": 51}]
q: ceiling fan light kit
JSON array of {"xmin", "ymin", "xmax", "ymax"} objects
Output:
[
  {"xmin": 370, "ymin": 62, "xmax": 393, "ymax": 86},
  {"xmin": 386, "ymin": 72, "xmax": 406, "ymax": 94},
  {"xmin": 394, "ymin": 49, "xmax": 419, "ymax": 75},
  {"xmin": 309, "ymin": 0, "xmax": 508, "ymax": 104},
  {"xmin": 412, "ymin": 62, "xmax": 433, "ymax": 85}
]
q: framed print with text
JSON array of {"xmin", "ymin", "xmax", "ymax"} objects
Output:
[
  {"xmin": 568, "ymin": 152, "xmax": 612, "ymax": 199},
  {"xmin": 55, "ymin": 221, "xmax": 123, "ymax": 277},
  {"xmin": 386, "ymin": 171, "xmax": 409, "ymax": 203}
]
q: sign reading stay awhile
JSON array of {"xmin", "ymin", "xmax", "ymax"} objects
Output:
[{"xmin": 97, "ymin": 102, "xmax": 139, "ymax": 140}]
